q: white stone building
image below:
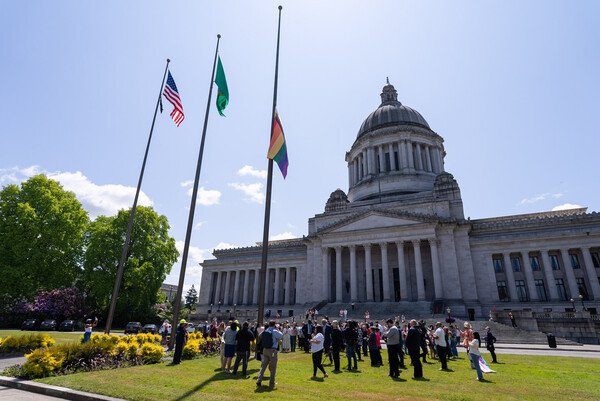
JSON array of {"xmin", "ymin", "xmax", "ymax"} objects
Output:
[{"xmin": 198, "ymin": 82, "xmax": 600, "ymax": 318}]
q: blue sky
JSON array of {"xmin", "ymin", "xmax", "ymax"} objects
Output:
[{"xmin": 2, "ymin": 1, "xmax": 599, "ymax": 292}]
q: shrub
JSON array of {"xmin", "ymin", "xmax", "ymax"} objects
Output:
[
  {"xmin": 23, "ymin": 347, "xmax": 64, "ymax": 378},
  {"xmin": 0, "ymin": 335, "xmax": 20, "ymax": 351},
  {"xmin": 140, "ymin": 342, "xmax": 164, "ymax": 364},
  {"xmin": 182, "ymin": 340, "xmax": 200, "ymax": 359},
  {"xmin": 127, "ymin": 341, "xmax": 139, "ymax": 359},
  {"xmin": 0, "ymin": 333, "xmax": 54, "ymax": 352}
]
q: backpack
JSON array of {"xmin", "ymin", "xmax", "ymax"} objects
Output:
[{"xmin": 261, "ymin": 330, "xmax": 274, "ymax": 350}]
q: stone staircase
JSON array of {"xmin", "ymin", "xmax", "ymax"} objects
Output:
[{"xmin": 317, "ymin": 301, "xmax": 433, "ymax": 322}]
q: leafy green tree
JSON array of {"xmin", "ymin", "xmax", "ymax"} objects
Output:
[
  {"xmin": 0, "ymin": 175, "xmax": 89, "ymax": 300},
  {"xmin": 83, "ymin": 206, "xmax": 179, "ymax": 325},
  {"xmin": 185, "ymin": 285, "xmax": 198, "ymax": 310}
]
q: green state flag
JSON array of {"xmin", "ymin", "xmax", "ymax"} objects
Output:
[{"xmin": 215, "ymin": 56, "xmax": 229, "ymax": 116}]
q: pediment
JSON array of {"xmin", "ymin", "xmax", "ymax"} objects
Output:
[{"xmin": 328, "ymin": 213, "xmax": 423, "ymax": 234}]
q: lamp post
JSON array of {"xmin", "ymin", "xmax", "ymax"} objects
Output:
[
  {"xmin": 234, "ymin": 304, "xmax": 237, "ymax": 315},
  {"xmin": 570, "ymin": 298, "xmax": 575, "ymax": 311},
  {"xmin": 578, "ymin": 294, "xmax": 586, "ymax": 311},
  {"xmin": 446, "ymin": 308, "xmax": 451, "ymax": 319},
  {"xmin": 218, "ymin": 301, "xmax": 221, "ymax": 312}
]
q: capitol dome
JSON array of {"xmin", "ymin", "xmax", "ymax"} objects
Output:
[{"xmin": 357, "ymin": 83, "xmax": 430, "ymax": 137}]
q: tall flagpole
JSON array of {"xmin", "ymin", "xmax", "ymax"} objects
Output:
[
  {"xmin": 105, "ymin": 59, "xmax": 170, "ymax": 334},
  {"xmin": 258, "ymin": 5, "xmax": 283, "ymax": 328},
  {"xmin": 169, "ymin": 34, "xmax": 221, "ymax": 349}
]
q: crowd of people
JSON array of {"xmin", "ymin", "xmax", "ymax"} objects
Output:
[{"xmin": 166, "ymin": 314, "xmax": 499, "ymax": 386}]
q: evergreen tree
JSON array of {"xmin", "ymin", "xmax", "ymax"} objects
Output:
[{"xmin": 185, "ymin": 285, "xmax": 198, "ymax": 309}]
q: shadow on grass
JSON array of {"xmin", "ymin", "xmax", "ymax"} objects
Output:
[
  {"xmin": 391, "ymin": 376, "xmax": 406, "ymax": 382},
  {"xmin": 170, "ymin": 368, "xmax": 261, "ymax": 401}
]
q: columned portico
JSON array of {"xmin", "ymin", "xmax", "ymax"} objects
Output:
[
  {"xmin": 335, "ymin": 246, "xmax": 343, "ymax": 302},
  {"xmin": 365, "ymin": 244, "xmax": 374, "ymax": 301},
  {"xmin": 350, "ymin": 245, "xmax": 358, "ymax": 302},
  {"xmin": 396, "ymin": 241, "xmax": 408, "ymax": 301},
  {"xmin": 413, "ymin": 240, "xmax": 426, "ymax": 301},
  {"xmin": 380, "ymin": 242, "xmax": 391, "ymax": 301}
]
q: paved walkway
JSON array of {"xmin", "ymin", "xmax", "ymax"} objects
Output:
[{"xmin": 0, "ymin": 387, "xmax": 64, "ymax": 400}]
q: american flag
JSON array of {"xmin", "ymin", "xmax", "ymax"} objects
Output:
[{"xmin": 163, "ymin": 71, "xmax": 184, "ymax": 127}]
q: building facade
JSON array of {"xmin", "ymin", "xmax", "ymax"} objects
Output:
[{"xmin": 198, "ymin": 82, "xmax": 600, "ymax": 318}]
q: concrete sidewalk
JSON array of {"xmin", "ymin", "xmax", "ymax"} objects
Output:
[{"xmin": 0, "ymin": 377, "xmax": 126, "ymax": 401}]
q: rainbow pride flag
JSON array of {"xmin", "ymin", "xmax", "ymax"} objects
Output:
[{"xmin": 267, "ymin": 109, "xmax": 288, "ymax": 178}]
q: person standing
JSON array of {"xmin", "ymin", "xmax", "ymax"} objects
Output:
[
  {"xmin": 343, "ymin": 320, "xmax": 358, "ymax": 370},
  {"xmin": 405, "ymin": 320, "xmax": 423, "ymax": 379},
  {"xmin": 469, "ymin": 332, "xmax": 484, "ymax": 381},
  {"xmin": 484, "ymin": 327, "xmax": 498, "ymax": 363},
  {"xmin": 281, "ymin": 323, "xmax": 291, "ymax": 352},
  {"xmin": 232, "ymin": 321, "xmax": 254, "ymax": 376},
  {"xmin": 394, "ymin": 320, "xmax": 405, "ymax": 368},
  {"xmin": 368, "ymin": 326, "xmax": 380, "ymax": 366},
  {"xmin": 385, "ymin": 318, "xmax": 400, "ymax": 378},
  {"xmin": 433, "ymin": 322, "xmax": 449, "ymax": 371},
  {"xmin": 321, "ymin": 319, "xmax": 333, "ymax": 363},
  {"xmin": 290, "ymin": 322, "xmax": 298, "ymax": 352},
  {"xmin": 222, "ymin": 321, "xmax": 237, "ymax": 372},
  {"xmin": 302, "ymin": 320, "xmax": 313, "ymax": 353},
  {"xmin": 309, "ymin": 325, "xmax": 328, "ymax": 379},
  {"xmin": 172, "ymin": 319, "xmax": 188, "ymax": 365},
  {"xmin": 256, "ymin": 320, "xmax": 283, "ymax": 387},
  {"xmin": 331, "ymin": 320, "xmax": 344, "ymax": 371},
  {"xmin": 160, "ymin": 319, "xmax": 170, "ymax": 345},
  {"xmin": 509, "ymin": 312, "xmax": 517, "ymax": 328},
  {"xmin": 83, "ymin": 317, "xmax": 98, "ymax": 344}
]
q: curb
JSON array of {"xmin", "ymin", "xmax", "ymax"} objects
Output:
[{"xmin": 0, "ymin": 376, "xmax": 126, "ymax": 401}]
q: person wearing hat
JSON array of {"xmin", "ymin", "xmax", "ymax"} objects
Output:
[
  {"xmin": 173, "ymin": 319, "xmax": 188, "ymax": 364},
  {"xmin": 82, "ymin": 317, "xmax": 98, "ymax": 344},
  {"xmin": 484, "ymin": 326, "xmax": 498, "ymax": 363}
]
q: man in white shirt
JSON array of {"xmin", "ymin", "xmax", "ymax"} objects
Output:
[
  {"xmin": 433, "ymin": 322, "xmax": 448, "ymax": 371},
  {"xmin": 257, "ymin": 320, "xmax": 283, "ymax": 387}
]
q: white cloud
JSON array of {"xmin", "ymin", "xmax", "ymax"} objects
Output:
[
  {"xmin": 237, "ymin": 165, "xmax": 267, "ymax": 180},
  {"xmin": 187, "ymin": 187, "xmax": 221, "ymax": 206},
  {"xmin": 552, "ymin": 203, "xmax": 583, "ymax": 211},
  {"xmin": 286, "ymin": 222, "xmax": 296, "ymax": 229},
  {"xmin": 0, "ymin": 166, "xmax": 153, "ymax": 219},
  {"xmin": 519, "ymin": 192, "xmax": 563, "ymax": 205},
  {"xmin": 229, "ymin": 182, "xmax": 265, "ymax": 204},
  {"xmin": 270, "ymin": 232, "xmax": 296, "ymax": 241},
  {"xmin": 214, "ymin": 242, "xmax": 236, "ymax": 250},
  {"xmin": 180, "ymin": 180, "xmax": 194, "ymax": 187},
  {"xmin": 194, "ymin": 221, "xmax": 206, "ymax": 229}
]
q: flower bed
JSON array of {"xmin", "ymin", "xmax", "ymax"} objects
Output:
[{"xmin": 0, "ymin": 333, "xmax": 55, "ymax": 353}]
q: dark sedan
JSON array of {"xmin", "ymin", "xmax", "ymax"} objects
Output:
[
  {"xmin": 124, "ymin": 322, "xmax": 142, "ymax": 334},
  {"xmin": 21, "ymin": 319, "xmax": 40, "ymax": 331},
  {"xmin": 142, "ymin": 324, "xmax": 158, "ymax": 334},
  {"xmin": 40, "ymin": 319, "xmax": 58, "ymax": 331},
  {"xmin": 59, "ymin": 320, "xmax": 83, "ymax": 331}
]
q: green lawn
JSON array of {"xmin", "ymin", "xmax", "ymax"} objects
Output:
[
  {"xmin": 0, "ymin": 330, "xmax": 82, "ymax": 345},
  {"xmin": 35, "ymin": 351, "xmax": 600, "ymax": 401}
]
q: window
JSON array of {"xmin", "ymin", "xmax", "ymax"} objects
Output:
[
  {"xmin": 570, "ymin": 254, "xmax": 580, "ymax": 269},
  {"xmin": 394, "ymin": 152, "xmax": 399, "ymax": 171},
  {"xmin": 555, "ymin": 278, "xmax": 568, "ymax": 301},
  {"xmin": 535, "ymin": 279, "xmax": 547, "ymax": 301},
  {"xmin": 550, "ymin": 255, "xmax": 560, "ymax": 270},
  {"xmin": 576, "ymin": 278, "xmax": 589, "ymax": 300},
  {"xmin": 591, "ymin": 251, "xmax": 600, "ymax": 268},
  {"xmin": 516, "ymin": 280, "xmax": 528, "ymax": 301},
  {"xmin": 497, "ymin": 281, "xmax": 509, "ymax": 302},
  {"xmin": 511, "ymin": 257, "xmax": 522, "ymax": 272},
  {"xmin": 530, "ymin": 256, "xmax": 541, "ymax": 271},
  {"xmin": 493, "ymin": 258, "xmax": 504, "ymax": 273},
  {"xmin": 384, "ymin": 153, "xmax": 391, "ymax": 172}
]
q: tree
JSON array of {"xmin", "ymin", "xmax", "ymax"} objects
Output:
[
  {"xmin": 185, "ymin": 285, "xmax": 198, "ymax": 310},
  {"xmin": 0, "ymin": 175, "xmax": 89, "ymax": 300},
  {"xmin": 27, "ymin": 287, "xmax": 88, "ymax": 320},
  {"xmin": 83, "ymin": 206, "xmax": 179, "ymax": 325}
]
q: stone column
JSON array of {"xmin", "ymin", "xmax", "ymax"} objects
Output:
[
  {"xmin": 378, "ymin": 145, "xmax": 385, "ymax": 172},
  {"xmin": 395, "ymin": 241, "xmax": 408, "ymax": 301},
  {"xmin": 214, "ymin": 271, "xmax": 222, "ymax": 305},
  {"xmin": 362, "ymin": 150, "xmax": 368, "ymax": 176},
  {"xmin": 425, "ymin": 145, "xmax": 432, "ymax": 172},
  {"xmin": 368, "ymin": 147, "xmax": 377, "ymax": 175},
  {"xmin": 354, "ymin": 159, "xmax": 359, "ymax": 183},
  {"xmin": 322, "ymin": 248, "xmax": 329, "ymax": 301},
  {"xmin": 429, "ymin": 238, "xmax": 443, "ymax": 299},
  {"xmin": 437, "ymin": 147, "xmax": 444, "ymax": 172},
  {"xmin": 285, "ymin": 267, "xmax": 293, "ymax": 305},
  {"xmin": 348, "ymin": 163, "xmax": 353, "ymax": 188},
  {"xmin": 335, "ymin": 246, "xmax": 343, "ymax": 302},
  {"xmin": 502, "ymin": 253, "xmax": 519, "ymax": 302},
  {"xmin": 581, "ymin": 247, "xmax": 600, "ymax": 300},
  {"xmin": 400, "ymin": 141, "xmax": 408, "ymax": 171},
  {"xmin": 415, "ymin": 143, "xmax": 423, "ymax": 171},
  {"xmin": 521, "ymin": 251, "xmax": 538, "ymax": 301},
  {"xmin": 388, "ymin": 143, "xmax": 396, "ymax": 171},
  {"xmin": 233, "ymin": 270, "xmax": 241, "ymax": 306},
  {"xmin": 223, "ymin": 271, "xmax": 232, "ymax": 305},
  {"xmin": 428, "ymin": 147, "xmax": 437, "ymax": 173},
  {"xmin": 264, "ymin": 269, "xmax": 271, "ymax": 305},
  {"xmin": 365, "ymin": 244, "xmax": 373, "ymax": 301},
  {"xmin": 540, "ymin": 250, "xmax": 559, "ymax": 300},
  {"xmin": 380, "ymin": 243, "xmax": 391, "ymax": 301},
  {"xmin": 274, "ymin": 268, "xmax": 281, "ymax": 305},
  {"xmin": 350, "ymin": 245, "xmax": 358, "ymax": 302},
  {"xmin": 413, "ymin": 240, "xmax": 426, "ymax": 301},
  {"xmin": 242, "ymin": 270, "xmax": 250, "ymax": 305},
  {"xmin": 560, "ymin": 248, "xmax": 580, "ymax": 299},
  {"xmin": 406, "ymin": 141, "xmax": 415, "ymax": 171}
]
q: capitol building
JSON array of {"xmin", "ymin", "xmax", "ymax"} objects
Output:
[{"xmin": 198, "ymin": 82, "xmax": 600, "ymax": 319}]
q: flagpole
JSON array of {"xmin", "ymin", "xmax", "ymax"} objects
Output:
[
  {"xmin": 105, "ymin": 58, "xmax": 170, "ymax": 335},
  {"xmin": 258, "ymin": 5, "xmax": 283, "ymax": 328},
  {"xmin": 169, "ymin": 34, "xmax": 221, "ymax": 350}
]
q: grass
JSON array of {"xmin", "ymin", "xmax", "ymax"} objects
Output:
[
  {"xmin": 35, "ymin": 350, "xmax": 600, "ymax": 401},
  {"xmin": 0, "ymin": 330, "xmax": 82, "ymax": 345}
]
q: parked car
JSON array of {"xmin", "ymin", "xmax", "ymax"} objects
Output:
[
  {"xmin": 142, "ymin": 324, "xmax": 158, "ymax": 334},
  {"xmin": 21, "ymin": 319, "xmax": 41, "ymax": 331},
  {"xmin": 124, "ymin": 322, "xmax": 142, "ymax": 334},
  {"xmin": 59, "ymin": 320, "xmax": 84, "ymax": 331},
  {"xmin": 39, "ymin": 319, "xmax": 58, "ymax": 331}
]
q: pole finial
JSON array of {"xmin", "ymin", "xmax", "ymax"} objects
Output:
[
  {"xmin": 217, "ymin": 34, "xmax": 221, "ymax": 38},
  {"xmin": 386, "ymin": 76, "xmax": 390, "ymax": 85},
  {"xmin": 278, "ymin": 5, "xmax": 282, "ymax": 10},
  {"xmin": 167, "ymin": 58, "xmax": 171, "ymax": 63}
]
